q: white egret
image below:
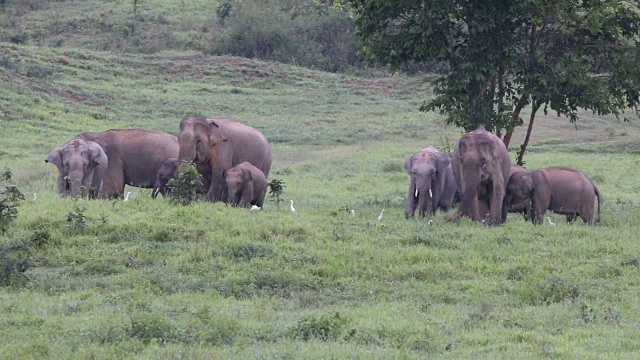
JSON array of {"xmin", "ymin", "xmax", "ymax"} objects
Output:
[
  {"xmin": 123, "ymin": 192, "xmax": 131, "ymax": 202},
  {"xmin": 377, "ymin": 209, "xmax": 384, "ymax": 221},
  {"xmin": 546, "ymin": 216, "xmax": 556, "ymax": 226},
  {"xmin": 250, "ymin": 205, "xmax": 261, "ymax": 211},
  {"xmin": 32, "ymin": 193, "xmax": 37, "ymax": 201},
  {"xmin": 290, "ymin": 200, "xmax": 297, "ymax": 215},
  {"xmin": 350, "ymin": 209, "xmax": 355, "ymax": 217}
]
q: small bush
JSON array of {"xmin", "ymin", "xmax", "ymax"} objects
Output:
[
  {"xmin": 289, "ymin": 312, "xmax": 348, "ymax": 341},
  {"xmin": 66, "ymin": 204, "xmax": 89, "ymax": 230},
  {"xmin": 0, "ymin": 242, "xmax": 33, "ymax": 287},
  {"xmin": 168, "ymin": 163, "xmax": 203, "ymax": 206},
  {"xmin": 129, "ymin": 312, "xmax": 176, "ymax": 344},
  {"xmin": 0, "ymin": 168, "xmax": 24, "ymax": 234},
  {"xmin": 268, "ymin": 178, "xmax": 285, "ymax": 207}
]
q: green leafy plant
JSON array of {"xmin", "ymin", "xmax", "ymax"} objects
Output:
[
  {"xmin": 0, "ymin": 168, "xmax": 24, "ymax": 234},
  {"xmin": 168, "ymin": 162, "xmax": 203, "ymax": 206},
  {"xmin": 267, "ymin": 178, "xmax": 285, "ymax": 208},
  {"xmin": 66, "ymin": 204, "xmax": 89, "ymax": 229}
]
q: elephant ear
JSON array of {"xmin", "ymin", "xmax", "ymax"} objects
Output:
[
  {"xmin": 243, "ymin": 168, "xmax": 253, "ymax": 181},
  {"xmin": 87, "ymin": 141, "xmax": 106, "ymax": 165},
  {"xmin": 209, "ymin": 121, "xmax": 227, "ymax": 145},
  {"xmin": 405, "ymin": 154, "xmax": 414, "ymax": 174},
  {"xmin": 46, "ymin": 147, "xmax": 64, "ymax": 169},
  {"xmin": 435, "ymin": 152, "xmax": 451, "ymax": 174}
]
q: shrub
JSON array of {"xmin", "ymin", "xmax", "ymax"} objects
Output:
[
  {"xmin": 208, "ymin": 0, "xmax": 360, "ymax": 72},
  {"xmin": 168, "ymin": 163, "xmax": 203, "ymax": 206},
  {"xmin": 0, "ymin": 168, "xmax": 24, "ymax": 234},
  {"xmin": 289, "ymin": 312, "xmax": 349, "ymax": 341}
]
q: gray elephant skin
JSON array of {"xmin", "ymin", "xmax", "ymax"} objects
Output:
[
  {"xmin": 47, "ymin": 129, "xmax": 179, "ymax": 198},
  {"xmin": 405, "ymin": 146, "xmax": 456, "ymax": 218},
  {"xmin": 177, "ymin": 116, "xmax": 272, "ymax": 204},
  {"xmin": 505, "ymin": 166, "xmax": 600, "ymax": 224},
  {"xmin": 501, "ymin": 164, "xmax": 531, "ymax": 222},
  {"xmin": 451, "ymin": 126, "xmax": 511, "ymax": 225},
  {"xmin": 46, "ymin": 138, "xmax": 108, "ymax": 198},
  {"xmin": 223, "ymin": 161, "xmax": 268, "ymax": 208},
  {"xmin": 153, "ymin": 157, "xmax": 180, "ymax": 198}
]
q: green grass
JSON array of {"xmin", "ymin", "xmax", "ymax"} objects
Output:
[{"xmin": 1, "ymin": 41, "xmax": 640, "ymax": 359}]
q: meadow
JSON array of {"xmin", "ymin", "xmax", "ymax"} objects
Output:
[{"xmin": 2, "ymin": 40, "xmax": 640, "ymax": 359}]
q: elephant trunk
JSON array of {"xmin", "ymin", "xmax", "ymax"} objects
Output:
[
  {"xmin": 416, "ymin": 178, "xmax": 434, "ymax": 217},
  {"xmin": 68, "ymin": 169, "xmax": 86, "ymax": 197},
  {"xmin": 178, "ymin": 131, "xmax": 197, "ymax": 163},
  {"xmin": 459, "ymin": 170, "xmax": 481, "ymax": 221}
]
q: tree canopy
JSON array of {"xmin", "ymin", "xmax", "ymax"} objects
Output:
[{"xmin": 348, "ymin": 0, "xmax": 640, "ymax": 162}]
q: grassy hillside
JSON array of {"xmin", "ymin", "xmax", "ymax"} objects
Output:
[{"xmin": 2, "ymin": 42, "xmax": 640, "ymax": 359}]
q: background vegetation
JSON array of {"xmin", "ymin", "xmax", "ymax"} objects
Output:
[{"xmin": 1, "ymin": 1, "xmax": 640, "ymax": 359}]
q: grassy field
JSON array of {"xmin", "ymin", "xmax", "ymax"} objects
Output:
[{"xmin": 2, "ymin": 34, "xmax": 640, "ymax": 360}]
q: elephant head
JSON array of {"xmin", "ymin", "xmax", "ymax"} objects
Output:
[
  {"xmin": 504, "ymin": 171, "xmax": 534, "ymax": 215},
  {"xmin": 46, "ymin": 139, "xmax": 107, "ymax": 198},
  {"xmin": 223, "ymin": 165, "xmax": 254, "ymax": 207},
  {"xmin": 178, "ymin": 116, "xmax": 226, "ymax": 166},
  {"xmin": 405, "ymin": 146, "xmax": 451, "ymax": 218},
  {"xmin": 153, "ymin": 157, "xmax": 180, "ymax": 198}
]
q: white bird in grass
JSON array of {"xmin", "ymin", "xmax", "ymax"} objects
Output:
[
  {"xmin": 123, "ymin": 191, "xmax": 131, "ymax": 202},
  {"xmin": 546, "ymin": 216, "xmax": 556, "ymax": 226},
  {"xmin": 290, "ymin": 200, "xmax": 297, "ymax": 215},
  {"xmin": 350, "ymin": 209, "xmax": 355, "ymax": 217},
  {"xmin": 32, "ymin": 193, "xmax": 37, "ymax": 201},
  {"xmin": 250, "ymin": 205, "xmax": 261, "ymax": 211},
  {"xmin": 428, "ymin": 219, "xmax": 433, "ymax": 226},
  {"xmin": 377, "ymin": 209, "xmax": 384, "ymax": 221}
]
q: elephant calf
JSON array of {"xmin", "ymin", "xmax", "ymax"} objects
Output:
[
  {"xmin": 405, "ymin": 146, "xmax": 456, "ymax": 218},
  {"xmin": 505, "ymin": 166, "xmax": 601, "ymax": 224},
  {"xmin": 223, "ymin": 162, "xmax": 268, "ymax": 208}
]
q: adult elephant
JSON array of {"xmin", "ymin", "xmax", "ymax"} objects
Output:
[
  {"xmin": 502, "ymin": 164, "xmax": 531, "ymax": 222},
  {"xmin": 405, "ymin": 146, "xmax": 456, "ymax": 218},
  {"xmin": 46, "ymin": 138, "xmax": 108, "ymax": 198},
  {"xmin": 451, "ymin": 126, "xmax": 510, "ymax": 225},
  {"xmin": 506, "ymin": 166, "xmax": 600, "ymax": 224},
  {"xmin": 177, "ymin": 116, "xmax": 272, "ymax": 203},
  {"xmin": 48, "ymin": 129, "xmax": 179, "ymax": 198}
]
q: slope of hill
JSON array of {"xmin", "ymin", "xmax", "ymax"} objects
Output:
[{"xmin": 1, "ymin": 38, "xmax": 640, "ymax": 359}]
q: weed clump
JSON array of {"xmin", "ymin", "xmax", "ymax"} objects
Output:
[
  {"xmin": 289, "ymin": 312, "xmax": 349, "ymax": 341},
  {"xmin": 0, "ymin": 168, "xmax": 24, "ymax": 234},
  {"xmin": 168, "ymin": 163, "xmax": 203, "ymax": 206}
]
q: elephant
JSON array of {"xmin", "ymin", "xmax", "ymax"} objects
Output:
[
  {"xmin": 46, "ymin": 138, "xmax": 108, "ymax": 198},
  {"xmin": 502, "ymin": 164, "xmax": 531, "ymax": 222},
  {"xmin": 505, "ymin": 166, "xmax": 601, "ymax": 224},
  {"xmin": 177, "ymin": 116, "xmax": 272, "ymax": 204},
  {"xmin": 152, "ymin": 157, "xmax": 210, "ymax": 198},
  {"xmin": 223, "ymin": 162, "xmax": 268, "ymax": 208},
  {"xmin": 48, "ymin": 129, "xmax": 179, "ymax": 199},
  {"xmin": 451, "ymin": 125, "xmax": 511, "ymax": 225},
  {"xmin": 152, "ymin": 157, "xmax": 180, "ymax": 198},
  {"xmin": 405, "ymin": 146, "xmax": 456, "ymax": 218}
]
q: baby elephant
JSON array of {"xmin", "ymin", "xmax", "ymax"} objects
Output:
[
  {"xmin": 222, "ymin": 162, "xmax": 268, "ymax": 208},
  {"xmin": 405, "ymin": 146, "xmax": 456, "ymax": 218},
  {"xmin": 506, "ymin": 166, "xmax": 600, "ymax": 224}
]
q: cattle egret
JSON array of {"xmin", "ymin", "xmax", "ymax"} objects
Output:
[
  {"xmin": 123, "ymin": 192, "xmax": 131, "ymax": 202},
  {"xmin": 290, "ymin": 200, "xmax": 297, "ymax": 215},
  {"xmin": 250, "ymin": 205, "xmax": 261, "ymax": 211},
  {"xmin": 350, "ymin": 209, "xmax": 355, "ymax": 217},
  {"xmin": 32, "ymin": 193, "xmax": 37, "ymax": 201},
  {"xmin": 546, "ymin": 216, "xmax": 556, "ymax": 226},
  {"xmin": 428, "ymin": 220, "xmax": 433, "ymax": 225},
  {"xmin": 377, "ymin": 209, "xmax": 384, "ymax": 221}
]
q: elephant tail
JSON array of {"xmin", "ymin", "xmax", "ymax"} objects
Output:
[{"xmin": 593, "ymin": 181, "xmax": 601, "ymax": 223}]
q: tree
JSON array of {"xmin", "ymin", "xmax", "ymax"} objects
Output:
[{"xmin": 349, "ymin": 0, "xmax": 640, "ymax": 163}]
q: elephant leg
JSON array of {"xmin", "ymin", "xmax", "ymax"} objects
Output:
[
  {"xmin": 256, "ymin": 188, "xmax": 267, "ymax": 208},
  {"xmin": 405, "ymin": 179, "xmax": 417, "ymax": 219},
  {"xmin": 489, "ymin": 178, "xmax": 505, "ymax": 225}
]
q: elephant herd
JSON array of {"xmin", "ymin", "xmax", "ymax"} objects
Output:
[
  {"xmin": 47, "ymin": 119, "xmax": 600, "ymax": 225},
  {"xmin": 46, "ymin": 116, "xmax": 272, "ymax": 208},
  {"xmin": 406, "ymin": 126, "xmax": 601, "ymax": 225}
]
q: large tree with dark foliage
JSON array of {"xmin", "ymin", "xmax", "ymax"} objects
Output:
[{"xmin": 348, "ymin": 0, "xmax": 640, "ymax": 163}]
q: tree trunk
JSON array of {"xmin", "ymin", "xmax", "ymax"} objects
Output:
[{"xmin": 516, "ymin": 101, "xmax": 541, "ymax": 166}]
